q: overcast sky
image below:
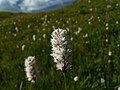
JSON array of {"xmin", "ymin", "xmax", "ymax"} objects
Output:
[{"xmin": 0, "ymin": 0, "xmax": 76, "ymax": 12}]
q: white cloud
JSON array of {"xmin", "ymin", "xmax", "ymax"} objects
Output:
[
  {"xmin": 0, "ymin": 0, "xmax": 21, "ymax": 12},
  {"xmin": 9, "ymin": 0, "xmax": 17, "ymax": 5},
  {"xmin": 19, "ymin": 0, "xmax": 70, "ymax": 12},
  {"xmin": 0, "ymin": 0, "xmax": 76, "ymax": 12}
]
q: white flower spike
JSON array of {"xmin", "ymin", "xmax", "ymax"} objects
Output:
[
  {"xmin": 51, "ymin": 29, "xmax": 72, "ymax": 73},
  {"xmin": 24, "ymin": 56, "xmax": 39, "ymax": 83}
]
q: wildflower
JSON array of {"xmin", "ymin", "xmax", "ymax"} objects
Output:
[
  {"xmin": 74, "ymin": 76, "xmax": 78, "ymax": 82},
  {"xmin": 88, "ymin": 21, "xmax": 91, "ymax": 24},
  {"xmin": 43, "ymin": 34, "xmax": 46, "ymax": 38},
  {"xmin": 106, "ymin": 27, "xmax": 109, "ymax": 30},
  {"xmin": 105, "ymin": 23, "xmax": 109, "ymax": 27},
  {"xmin": 74, "ymin": 29, "xmax": 81, "ymax": 35},
  {"xmin": 16, "ymin": 45, "xmax": 19, "ymax": 48},
  {"xmin": 108, "ymin": 60, "xmax": 111, "ymax": 63},
  {"xmin": 118, "ymin": 87, "xmax": 120, "ymax": 90},
  {"xmin": 13, "ymin": 22, "xmax": 16, "ymax": 25},
  {"xmin": 70, "ymin": 37, "xmax": 73, "ymax": 41},
  {"xmin": 116, "ymin": 21, "xmax": 119, "ymax": 24},
  {"xmin": 88, "ymin": 0, "xmax": 91, "ymax": 3},
  {"xmin": 89, "ymin": 8, "xmax": 93, "ymax": 12},
  {"xmin": 117, "ymin": 44, "xmax": 120, "ymax": 47},
  {"xmin": 52, "ymin": 26, "xmax": 55, "ymax": 29},
  {"xmin": 13, "ymin": 33, "xmax": 17, "ymax": 37},
  {"xmin": 108, "ymin": 51, "xmax": 112, "ymax": 56},
  {"xmin": 24, "ymin": 56, "xmax": 39, "ymax": 83},
  {"xmin": 27, "ymin": 24, "xmax": 31, "ymax": 29},
  {"xmin": 105, "ymin": 39, "xmax": 108, "ymax": 42},
  {"xmin": 107, "ymin": 5, "xmax": 111, "ymax": 9},
  {"xmin": 66, "ymin": 20, "xmax": 69, "ymax": 24},
  {"xmin": 116, "ymin": 4, "xmax": 119, "ymax": 7},
  {"xmin": 33, "ymin": 35, "xmax": 36, "ymax": 41},
  {"xmin": 15, "ymin": 27, "xmax": 19, "ymax": 32},
  {"xmin": 51, "ymin": 29, "xmax": 72, "ymax": 73},
  {"xmin": 22, "ymin": 45, "xmax": 26, "ymax": 51},
  {"xmin": 83, "ymin": 33, "xmax": 88, "ymax": 38},
  {"xmin": 100, "ymin": 78, "xmax": 105, "ymax": 83},
  {"xmin": 78, "ymin": 27, "xmax": 82, "ymax": 31}
]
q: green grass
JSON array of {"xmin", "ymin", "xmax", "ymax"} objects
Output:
[{"xmin": 0, "ymin": 0, "xmax": 120, "ymax": 89}]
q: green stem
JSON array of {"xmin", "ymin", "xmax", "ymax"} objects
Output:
[
  {"xmin": 35, "ymin": 81, "xmax": 37, "ymax": 89},
  {"xmin": 63, "ymin": 72, "xmax": 67, "ymax": 90},
  {"xmin": 30, "ymin": 83, "xmax": 32, "ymax": 90}
]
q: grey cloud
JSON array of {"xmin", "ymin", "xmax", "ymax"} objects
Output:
[{"xmin": 0, "ymin": 0, "xmax": 21, "ymax": 12}]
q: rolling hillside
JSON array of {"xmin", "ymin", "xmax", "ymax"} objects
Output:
[{"xmin": 0, "ymin": 0, "xmax": 120, "ymax": 90}]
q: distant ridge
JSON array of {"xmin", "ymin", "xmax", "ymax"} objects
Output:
[{"xmin": 32, "ymin": 0, "xmax": 77, "ymax": 12}]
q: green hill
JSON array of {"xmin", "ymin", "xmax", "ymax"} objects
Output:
[{"xmin": 0, "ymin": 0, "xmax": 120, "ymax": 89}]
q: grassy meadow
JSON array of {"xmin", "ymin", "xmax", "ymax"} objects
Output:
[{"xmin": 0, "ymin": 0, "xmax": 120, "ymax": 89}]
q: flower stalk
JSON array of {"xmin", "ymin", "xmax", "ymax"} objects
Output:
[
  {"xmin": 51, "ymin": 29, "xmax": 72, "ymax": 90},
  {"xmin": 24, "ymin": 56, "xmax": 39, "ymax": 83}
]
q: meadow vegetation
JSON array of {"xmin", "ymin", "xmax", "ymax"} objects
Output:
[{"xmin": 0, "ymin": 0, "xmax": 120, "ymax": 89}]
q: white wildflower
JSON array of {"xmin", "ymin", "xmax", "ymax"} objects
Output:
[
  {"xmin": 97, "ymin": 17, "xmax": 100, "ymax": 19},
  {"xmin": 116, "ymin": 3, "xmax": 119, "ymax": 7},
  {"xmin": 16, "ymin": 45, "xmax": 19, "ymax": 48},
  {"xmin": 43, "ymin": 28, "xmax": 45, "ymax": 31},
  {"xmin": 83, "ymin": 34, "xmax": 88, "ymax": 38},
  {"xmin": 90, "ymin": 16, "xmax": 94, "ymax": 20},
  {"xmin": 22, "ymin": 45, "xmax": 26, "ymax": 51},
  {"xmin": 89, "ymin": 8, "xmax": 93, "ymax": 12},
  {"xmin": 98, "ymin": 19, "xmax": 101, "ymax": 22},
  {"xmin": 24, "ymin": 56, "xmax": 39, "ymax": 83},
  {"xmin": 71, "ymin": 37, "xmax": 73, "ymax": 41},
  {"xmin": 78, "ymin": 27, "xmax": 82, "ymax": 31},
  {"xmin": 39, "ymin": 38, "xmax": 41, "ymax": 41},
  {"xmin": 47, "ymin": 20, "xmax": 50, "ymax": 24},
  {"xmin": 66, "ymin": 20, "xmax": 69, "ymax": 24},
  {"xmin": 88, "ymin": 0, "xmax": 91, "ymax": 3},
  {"xmin": 43, "ymin": 34, "xmax": 46, "ymax": 38},
  {"xmin": 85, "ymin": 41, "xmax": 89, "ymax": 44},
  {"xmin": 66, "ymin": 27, "xmax": 70, "ymax": 32},
  {"xmin": 100, "ymin": 78, "xmax": 105, "ymax": 83},
  {"xmin": 51, "ymin": 29, "xmax": 72, "ymax": 73},
  {"xmin": 52, "ymin": 26, "xmax": 56, "ymax": 29},
  {"xmin": 63, "ymin": 24, "xmax": 65, "ymax": 27},
  {"xmin": 105, "ymin": 23, "xmax": 109, "ymax": 27},
  {"xmin": 106, "ymin": 27, "xmax": 109, "ymax": 30},
  {"xmin": 74, "ymin": 76, "xmax": 78, "ymax": 82},
  {"xmin": 108, "ymin": 51, "xmax": 112, "ymax": 56},
  {"xmin": 44, "ymin": 15, "xmax": 47, "ymax": 19},
  {"xmin": 33, "ymin": 35, "xmax": 36, "ymax": 41},
  {"xmin": 117, "ymin": 44, "xmax": 120, "ymax": 47},
  {"xmin": 13, "ymin": 22, "xmax": 16, "ymax": 25},
  {"xmin": 106, "ymin": 39, "xmax": 108, "ymax": 42},
  {"xmin": 9, "ymin": 31, "xmax": 11, "ymax": 34},
  {"xmin": 116, "ymin": 21, "xmax": 119, "ymax": 24},
  {"xmin": 88, "ymin": 21, "xmax": 91, "ymax": 24},
  {"xmin": 13, "ymin": 33, "xmax": 17, "ymax": 37},
  {"xmin": 74, "ymin": 27, "xmax": 82, "ymax": 35},
  {"xmin": 69, "ymin": 18, "xmax": 71, "ymax": 21},
  {"xmin": 118, "ymin": 87, "xmax": 120, "ymax": 90},
  {"xmin": 107, "ymin": 5, "xmax": 111, "ymax": 9},
  {"xmin": 27, "ymin": 24, "xmax": 31, "ymax": 29},
  {"xmin": 15, "ymin": 27, "xmax": 19, "ymax": 32},
  {"xmin": 75, "ymin": 21, "xmax": 78, "ymax": 24},
  {"xmin": 108, "ymin": 60, "xmax": 111, "ymax": 63}
]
